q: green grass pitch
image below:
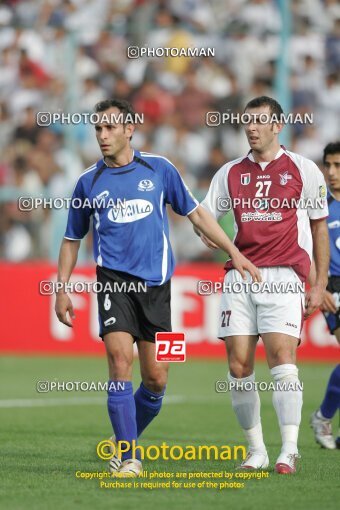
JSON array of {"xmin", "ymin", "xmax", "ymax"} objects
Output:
[{"xmin": 0, "ymin": 356, "xmax": 339, "ymax": 510}]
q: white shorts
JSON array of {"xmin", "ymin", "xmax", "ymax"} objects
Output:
[{"xmin": 218, "ymin": 267, "xmax": 305, "ymax": 340}]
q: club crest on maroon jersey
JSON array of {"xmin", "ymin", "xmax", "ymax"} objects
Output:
[
  {"xmin": 279, "ymin": 172, "xmax": 292, "ymax": 185},
  {"xmin": 241, "ymin": 173, "xmax": 251, "ymax": 185}
]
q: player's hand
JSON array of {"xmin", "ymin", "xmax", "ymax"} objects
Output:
[
  {"xmin": 304, "ymin": 285, "xmax": 325, "ymax": 318},
  {"xmin": 55, "ymin": 293, "xmax": 75, "ymax": 327},
  {"xmin": 230, "ymin": 250, "xmax": 262, "ymax": 283},
  {"xmin": 200, "ymin": 234, "xmax": 219, "ymax": 250},
  {"xmin": 320, "ymin": 290, "xmax": 337, "ymax": 314}
]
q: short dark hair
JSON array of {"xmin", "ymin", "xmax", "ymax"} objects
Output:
[
  {"xmin": 94, "ymin": 98, "xmax": 135, "ymax": 121},
  {"xmin": 94, "ymin": 98, "xmax": 135, "ymax": 140},
  {"xmin": 244, "ymin": 96, "xmax": 284, "ymax": 118},
  {"xmin": 323, "ymin": 142, "xmax": 340, "ymax": 163}
]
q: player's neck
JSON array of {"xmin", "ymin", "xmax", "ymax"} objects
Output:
[
  {"xmin": 330, "ymin": 189, "xmax": 340, "ymax": 201},
  {"xmin": 252, "ymin": 144, "xmax": 282, "ymax": 164},
  {"xmin": 104, "ymin": 147, "xmax": 134, "ymax": 168}
]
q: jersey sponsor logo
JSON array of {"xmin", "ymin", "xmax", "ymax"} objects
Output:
[
  {"xmin": 155, "ymin": 332, "xmax": 186, "ymax": 362},
  {"xmin": 241, "ymin": 211, "xmax": 282, "ymax": 222},
  {"xmin": 241, "ymin": 173, "xmax": 251, "ymax": 185},
  {"xmin": 279, "ymin": 171, "xmax": 292, "ymax": 185},
  {"xmin": 328, "ymin": 220, "xmax": 340, "ymax": 229},
  {"xmin": 108, "ymin": 199, "xmax": 154, "ymax": 223},
  {"xmin": 138, "ymin": 179, "xmax": 155, "ymax": 191},
  {"xmin": 319, "ymin": 185, "xmax": 326, "ymax": 198}
]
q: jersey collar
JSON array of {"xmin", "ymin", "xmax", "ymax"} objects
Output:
[
  {"xmin": 328, "ymin": 190, "xmax": 340, "ymax": 202},
  {"xmin": 247, "ymin": 146, "xmax": 285, "ymax": 164},
  {"xmin": 101, "ymin": 149, "xmax": 138, "ymax": 170}
]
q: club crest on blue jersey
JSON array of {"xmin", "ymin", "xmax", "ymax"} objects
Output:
[
  {"xmin": 138, "ymin": 179, "xmax": 155, "ymax": 191},
  {"xmin": 241, "ymin": 173, "xmax": 250, "ymax": 185}
]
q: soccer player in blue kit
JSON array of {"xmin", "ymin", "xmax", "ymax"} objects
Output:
[
  {"xmin": 310, "ymin": 142, "xmax": 340, "ymax": 449},
  {"xmin": 55, "ymin": 99, "xmax": 261, "ymax": 476}
]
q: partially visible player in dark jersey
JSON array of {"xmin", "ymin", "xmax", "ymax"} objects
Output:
[
  {"xmin": 55, "ymin": 99, "xmax": 260, "ymax": 476},
  {"xmin": 310, "ymin": 142, "xmax": 340, "ymax": 449}
]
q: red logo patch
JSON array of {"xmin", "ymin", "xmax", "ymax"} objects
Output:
[{"xmin": 155, "ymin": 332, "xmax": 186, "ymax": 362}]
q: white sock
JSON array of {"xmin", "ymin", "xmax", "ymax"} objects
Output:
[
  {"xmin": 244, "ymin": 422, "xmax": 266, "ymax": 453},
  {"xmin": 228, "ymin": 372, "xmax": 266, "ymax": 453},
  {"xmin": 271, "ymin": 364, "xmax": 303, "ymax": 455}
]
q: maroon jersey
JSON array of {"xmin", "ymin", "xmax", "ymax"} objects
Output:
[{"xmin": 201, "ymin": 147, "xmax": 328, "ymax": 281}]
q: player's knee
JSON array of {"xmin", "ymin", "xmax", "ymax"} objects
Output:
[
  {"xmin": 269, "ymin": 348, "xmax": 295, "ymax": 367},
  {"xmin": 142, "ymin": 372, "xmax": 168, "ymax": 393},
  {"xmin": 106, "ymin": 349, "xmax": 132, "ymax": 376},
  {"xmin": 228, "ymin": 360, "xmax": 253, "ymax": 379}
]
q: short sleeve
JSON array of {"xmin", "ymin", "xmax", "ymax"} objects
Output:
[
  {"xmin": 64, "ymin": 178, "xmax": 92, "ymax": 240},
  {"xmin": 302, "ymin": 161, "xmax": 329, "ymax": 220},
  {"xmin": 201, "ymin": 164, "xmax": 230, "ymax": 221},
  {"xmin": 164, "ymin": 161, "xmax": 198, "ymax": 216}
]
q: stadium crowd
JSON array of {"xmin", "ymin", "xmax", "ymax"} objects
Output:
[{"xmin": 0, "ymin": 0, "xmax": 339, "ymax": 261}]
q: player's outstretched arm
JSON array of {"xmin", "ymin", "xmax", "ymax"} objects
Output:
[
  {"xmin": 193, "ymin": 225, "xmax": 219, "ymax": 250},
  {"xmin": 305, "ymin": 219, "xmax": 329, "ymax": 317},
  {"xmin": 55, "ymin": 238, "xmax": 80, "ymax": 327},
  {"xmin": 188, "ymin": 205, "xmax": 262, "ymax": 282}
]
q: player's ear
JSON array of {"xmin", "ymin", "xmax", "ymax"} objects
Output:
[
  {"xmin": 124, "ymin": 123, "xmax": 135, "ymax": 140},
  {"xmin": 273, "ymin": 122, "xmax": 284, "ymax": 135}
]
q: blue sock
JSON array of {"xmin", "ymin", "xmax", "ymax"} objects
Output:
[
  {"xmin": 320, "ymin": 365, "xmax": 340, "ymax": 419},
  {"xmin": 107, "ymin": 381, "xmax": 139, "ymax": 461},
  {"xmin": 134, "ymin": 382, "xmax": 165, "ymax": 437}
]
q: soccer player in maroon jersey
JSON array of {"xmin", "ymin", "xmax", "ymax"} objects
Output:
[{"xmin": 199, "ymin": 96, "xmax": 329, "ymax": 474}]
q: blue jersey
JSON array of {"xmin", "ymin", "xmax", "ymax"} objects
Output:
[
  {"xmin": 327, "ymin": 192, "xmax": 340, "ymax": 276},
  {"xmin": 65, "ymin": 150, "xmax": 198, "ymax": 286}
]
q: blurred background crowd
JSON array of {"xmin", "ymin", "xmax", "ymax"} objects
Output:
[{"xmin": 0, "ymin": 0, "xmax": 339, "ymax": 263}]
